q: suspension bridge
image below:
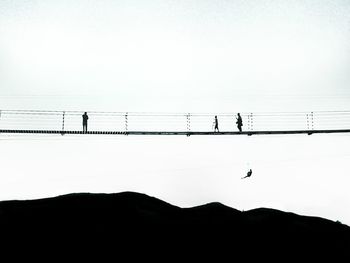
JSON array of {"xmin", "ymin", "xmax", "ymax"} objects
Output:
[{"xmin": 0, "ymin": 110, "xmax": 350, "ymax": 136}]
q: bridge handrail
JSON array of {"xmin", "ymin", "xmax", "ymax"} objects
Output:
[{"xmin": 1, "ymin": 109, "xmax": 350, "ymax": 134}]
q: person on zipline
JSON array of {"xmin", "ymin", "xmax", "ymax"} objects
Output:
[
  {"xmin": 82, "ymin": 112, "xmax": 89, "ymax": 133},
  {"xmin": 242, "ymin": 169, "xmax": 252, "ymax": 179},
  {"xmin": 213, "ymin": 115, "xmax": 219, "ymax": 132}
]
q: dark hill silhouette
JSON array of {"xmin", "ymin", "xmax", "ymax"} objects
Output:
[{"xmin": 0, "ymin": 191, "xmax": 349, "ymax": 260}]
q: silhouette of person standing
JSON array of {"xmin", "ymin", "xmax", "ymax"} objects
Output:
[
  {"xmin": 214, "ymin": 115, "xmax": 219, "ymax": 132},
  {"xmin": 82, "ymin": 112, "xmax": 89, "ymax": 133},
  {"xmin": 236, "ymin": 113, "xmax": 243, "ymax": 132}
]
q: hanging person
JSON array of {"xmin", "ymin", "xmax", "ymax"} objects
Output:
[{"xmin": 241, "ymin": 169, "xmax": 252, "ymax": 179}]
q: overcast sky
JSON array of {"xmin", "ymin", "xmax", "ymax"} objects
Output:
[
  {"xmin": 1, "ymin": 0, "xmax": 350, "ymax": 112},
  {"xmin": 1, "ymin": 1, "xmax": 350, "ymax": 225},
  {"xmin": 1, "ymin": 133, "xmax": 350, "ymax": 225}
]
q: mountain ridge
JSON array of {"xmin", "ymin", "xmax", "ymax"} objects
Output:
[{"xmin": 0, "ymin": 191, "xmax": 349, "ymax": 259}]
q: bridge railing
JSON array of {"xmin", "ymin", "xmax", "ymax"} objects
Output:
[
  {"xmin": 312, "ymin": 111, "xmax": 350, "ymax": 130},
  {"xmin": 0, "ymin": 110, "xmax": 350, "ymax": 132}
]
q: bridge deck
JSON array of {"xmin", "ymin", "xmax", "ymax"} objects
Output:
[{"xmin": 1, "ymin": 129, "xmax": 350, "ymax": 135}]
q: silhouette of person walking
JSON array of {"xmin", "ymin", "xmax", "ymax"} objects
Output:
[
  {"xmin": 82, "ymin": 112, "xmax": 89, "ymax": 133},
  {"xmin": 236, "ymin": 113, "xmax": 243, "ymax": 132},
  {"xmin": 242, "ymin": 169, "xmax": 252, "ymax": 179},
  {"xmin": 213, "ymin": 115, "xmax": 219, "ymax": 132}
]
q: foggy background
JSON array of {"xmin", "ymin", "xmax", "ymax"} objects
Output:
[
  {"xmin": 1, "ymin": 1, "xmax": 350, "ymax": 224},
  {"xmin": 1, "ymin": 0, "xmax": 350, "ymax": 111}
]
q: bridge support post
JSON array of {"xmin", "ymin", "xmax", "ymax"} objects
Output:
[
  {"xmin": 250, "ymin": 113, "xmax": 253, "ymax": 131},
  {"xmin": 186, "ymin": 113, "xmax": 191, "ymax": 136},
  {"xmin": 125, "ymin": 112, "xmax": 128, "ymax": 134},
  {"xmin": 307, "ymin": 112, "xmax": 314, "ymax": 135},
  {"xmin": 247, "ymin": 114, "xmax": 250, "ymax": 131},
  {"xmin": 61, "ymin": 111, "xmax": 65, "ymax": 135}
]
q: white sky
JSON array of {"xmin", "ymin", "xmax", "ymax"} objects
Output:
[
  {"xmin": 1, "ymin": 1, "xmax": 350, "ymax": 225},
  {"xmin": 1, "ymin": 0, "xmax": 350, "ymax": 112},
  {"xmin": 1, "ymin": 134, "xmax": 350, "ymax": 225}
]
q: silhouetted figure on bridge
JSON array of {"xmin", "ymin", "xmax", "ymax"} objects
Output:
[
  {"xmin": 236, "ymin": 113, "xmax": 243, "ymax": 132},
  {"xmin": 242, "ymin": 169, "xmax": 252, "ymax": 179},
  {"xmin": 213, "ymin": 115, "xmax": 219, "ymax": 132},
  {"xmin": 82, "ymin": 112, "xmax": 89, "ymax": 133}
]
